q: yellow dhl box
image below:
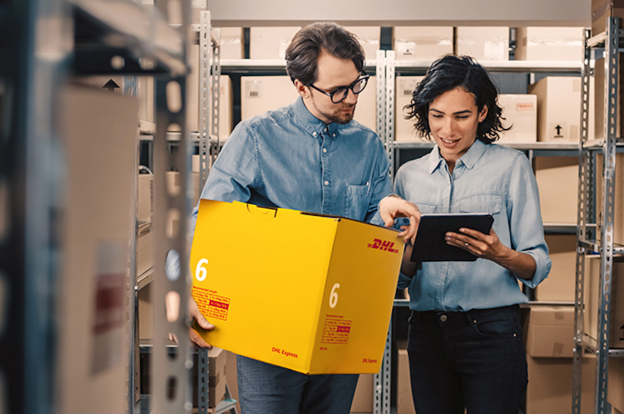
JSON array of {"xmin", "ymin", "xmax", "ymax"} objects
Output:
[{"xmin": 190, "ymin": 200, "xmax": 404, "ymax": 375}]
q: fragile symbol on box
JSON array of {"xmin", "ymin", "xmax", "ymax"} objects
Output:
[
  {"xmin": 192, "ymin": 286, "xmax": 231, "ymax": 321},
  {"xmin": 321, "ymin": 318, "xmax": 352, "ymax": 345}
]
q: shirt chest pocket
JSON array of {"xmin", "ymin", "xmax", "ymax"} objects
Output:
[
  {"xmin": 345, "ymin": 184, "xmax": 371, "ymax": 220},
  {"xmin": 456, "ymin": 194, "xmax": 503, "ymax": 216}
]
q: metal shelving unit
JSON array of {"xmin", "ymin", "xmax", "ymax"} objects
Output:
[
  {"xmin": 1, "ymin": 1, "xmax": 196, "ymax": 413},
  {"xmin": 572, "ymin": 19, "xmax": 624, "ymax": 414}
]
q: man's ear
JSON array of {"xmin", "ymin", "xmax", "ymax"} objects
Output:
[{"xmin": 294, "ymin": 79, "xmax": 310, "ymax": 99}]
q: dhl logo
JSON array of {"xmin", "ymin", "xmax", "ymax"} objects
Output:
[{"xmin": 367, "ymin": 238, "xmax": 400, "ymax": 254}]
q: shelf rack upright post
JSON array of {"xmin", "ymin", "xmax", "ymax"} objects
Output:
[{"xmin": 573, "ymin": 16, "xmax": 623, "ymax": 414}]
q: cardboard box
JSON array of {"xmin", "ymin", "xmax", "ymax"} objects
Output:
[
  {"xmin": 58, "ymin": 84, "xmax": 137, "ymax": 414},
  {"xmin": 225, "ymin": 351, "xmax": 241, "ymax": 413},
  {"xmin": 344, "ymin": 26, "xmax": 380, "ymax": 60},
  {"xmin": 534, "ymin": 156, "xmax": 579, "ymax": 224},
  {"xmin": 596, "ymin": 153, "xmax": 624, "ymax": 246},
  {"xmin": 350, "ymin": 374, "xmax": 374, "ymax": 413},
  {"xmin": 137, "ymin": 76, "xmax": 154, "ymax": 123},
  {"xmin": 392, "ymin": 27, "xmax": 453, "ymax": 61},
  {"xmin": 609, "ymin": 356, "xmax": 624, "ymax": 413},
  {"xmin": 523, "ymin": 306, "xmax": 575, "ymax": 358},
  {"xmin": 594, "ymin": 55, "xmax": 624, "ymax": 141},
  {"xmin": 397, "ymin": 343, "xmax": 416, "ymax": 414},
  {"xmin": 138, "ymin": 173, "xmax": 154, "ymax": 225},
  {"xmin": 497, "ymin": 94, "xmax": 537, "ymax": 143},
  {"xmin": 73, "ymin": 76, "xmax": 124, "ymax": 95},
  {"xmin": 583, "ymin": 255, "xmax": 624, "ymax": 348},
  {"xmin": 529, "ymin": 77, "xmax": 585, "ymax": 142},
  {"xmin": 190, "ymin": 200, "xmax": 404, "ymax": 374},
  {"xmin": 250, "ymin": 27, "xmax": 300, "ymax": 60},
  {"xmin": 592, "ymin": 0, "xmax": 624, "ymax": 34},
  {"xmin": 395, "ymin": 76, "xmax": 427, "ymax": 142},
  {"xmin": 353, "ymin": 75, "xmax": 377, "ymax": 132},
  {"xmin": 535, "ymin": 235, "xmax": 577, "ymax": 302},
  {"xmin": 193, "ymin": 347, "xmax": 227, "ymax": 408},
  {"xmin": 136, "ymin": 223, "xmax": 154, "ymax": 277},
  {"xmin": 515, "ymin": 27, "xmax": 584, "ymax": 61},
  {"xmin": 240, "ymin": 76, "xmax": 299, "ymax": 121},
  {"xmin": 213, "ymin": 28, "xmax": 244, "ymax": 60},
  {"xmin": 165, "ymin": 171, "xmax": 201, "ymax": 212},
  {"xmin": 138, "ymin": 283, "xmax": 152, "ymax": 340},
  {"xmin": 455, "ymin": 27, "xmax": 509, "ymax": 61},
  {"xmin": 525, "ymin": 353, "xmax": 595, "ymax": 414}
]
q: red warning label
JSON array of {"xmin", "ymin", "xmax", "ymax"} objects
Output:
[
  {"xmin": 321, "ymin": 318, "xmax": 352, "ymax": 345},
  {"xmin": 192, "ymin": 286, "xmax": 231, "ymax": 321}
]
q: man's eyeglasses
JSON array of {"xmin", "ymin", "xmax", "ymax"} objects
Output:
[{"xmin": 308, "ymin": 72, "xmax": 370, "ymax": 104}]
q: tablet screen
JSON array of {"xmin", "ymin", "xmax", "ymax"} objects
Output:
[{"xmin": 410, "ymin": 213, "xmax": 494, "ymax": 262}]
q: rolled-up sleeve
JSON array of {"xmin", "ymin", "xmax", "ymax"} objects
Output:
[{"xmin": 507, "ymin": 154, "xmax": 552, "ymax": 288}]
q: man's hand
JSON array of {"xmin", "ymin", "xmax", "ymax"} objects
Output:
[
  {"xmin": 189, "ymin": 296, "xmax": 214, "ymax": 348},
  {"xmin": 379, "ymin": 195, "xmax": 421, "ymax": 244},
  {"xmin": 166, "ymin": 295, "xmax": 214, "ymax": 348}
]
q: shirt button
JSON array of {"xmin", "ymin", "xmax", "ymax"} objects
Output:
[
  {"xmin": 440, "ymin": 315, "xmax": 447, "ymax": 322},
  {"xmin": 323, "ymin": 148, "xmax": 327, "ymax": 153},
  {"xmin": 324, "ymin": 181, "xmax": 329, "ymax": 186},
  {"xmin": 324, "ymin": 127, "xmax": 328, "ymax": 133},
  {"xmin": 313, "ymin": 132, "xmax": 317, "ymax": 136},
  {"xmin": 332, "ymin": 133, "xmax": 336, "ymax": 138}
]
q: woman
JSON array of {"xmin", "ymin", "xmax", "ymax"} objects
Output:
[{"xmin": 387, "ymin": 55, "xmax": 551, "ymax": 413}]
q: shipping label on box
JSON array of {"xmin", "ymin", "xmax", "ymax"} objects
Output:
[
  {"xmin": 190, "ymin": 200, "xmax": 404, "ymax": 374},
  {"xmin": 497, "ymin": 94, "xmax": 537, "ymax": 143}
]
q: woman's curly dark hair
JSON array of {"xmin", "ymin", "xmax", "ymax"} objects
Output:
[{"xmin": 405, "ymin": 54, "xmax": 511, "ymax": 143}]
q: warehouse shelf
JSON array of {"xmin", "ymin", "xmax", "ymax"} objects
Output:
[
  {"xmin": 578, "ymin": 238, "xmax": 624, "ymax": 255},
  {"xmin": 587, "ymin": 29, "xmax": 624, "ymax": 48},
  {"xmin": 582, "ymin": 137, "xmax": 624, "ymax": 150},
  {"xmin": 72, "ymin": 0, "xmax": 187, "ymax": 76},
  {"xmin": 543, "ymin": 224, "xmax": 578, "ymax": 234},
  {"xmin": 393, "ymin": 59, "xmax": 582, "ymax": 73},
  {"xmin": 392, "ymin": 141, "xmax": 579, "ymax": 151},
  {"xmin": 219, "ymin": 58, "xmax": 378, "ymax": 74},
  {"xmin": 522, "ymin": 301, "xmax": 575, "ymax": 307}
]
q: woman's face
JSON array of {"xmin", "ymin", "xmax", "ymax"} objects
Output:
[{"xmin": 428, "ymin": 87, "xmax": 488, "ymax": 167}]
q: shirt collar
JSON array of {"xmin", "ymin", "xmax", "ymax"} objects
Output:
[
  {"xmin": 291, "ymin": 97, "xmax": 340, "ymax": 140},
  {"xmin": 427, "ymin": 139, "xmax": 489, "ymax": 174}
]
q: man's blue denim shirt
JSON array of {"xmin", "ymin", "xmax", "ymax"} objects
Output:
[{"xmin": 193, "ymin": 96, "xmax": 392, "ymax": 230}]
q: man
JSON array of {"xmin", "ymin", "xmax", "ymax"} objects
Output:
[{"xmin": 189, "ymin": 22, "xmax": 419, "ymax": 414}]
